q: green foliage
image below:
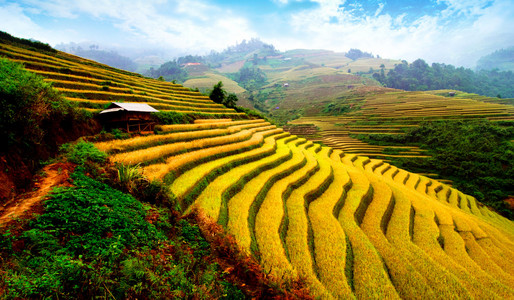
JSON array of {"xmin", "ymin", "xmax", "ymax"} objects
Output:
[
  {"xmin": 116, "ymin": 163, "xmax": 145, "ymax": 193},
  {"xmin": 231, "ymin": 66, "xmax": 268, "ymax": 91},
  {"xmin": 0, "ymin": 168, "xmax": 244, "ymax": 298},
  {"xmin": 145, "ymin": 60, "xmax": 187, "ymax": 83},
  {"xmin": 224, "ymin": 93, "xmax": 238, "ymax": 108},
  {"xmin": 2, "ymin": 170, "xmax": 161, "ymax": 298},
  {"xmin": 0, "ymin": 57, "xmax": 77, "ymax": 151},
  {"xmin": 361, "ymin": 120, "xmax": 514, "ymax": 218},
  {"xmin": 60, "ymin": 140, "xmax": 108, "ymax": 165},
  {"xmin": 210, "ymin": 81, "xmax": 227, "ymax": 104},
  {"xmin": 234, "ymin": 105, "xmax": 272, "ymax": 123},
  {"xmin": 152, "ymin": 110, "xmax": 195, "ymax": 125},
  {"xmin": 0, "ymin": 30, "xmax": 56, "ymax": 53},
  {"xmin": 322, "ymin": 102, "xmax": 352, "ymax": 115},
  {"xmin": 346, "ymin": 48, "xmax": 374, "ymax": 60},
  {"xmin": 375, "ymin": 58, "xmax": 514, "ymax": 98},
  {"xmin": 476, "ymin": 47, "xmax": 514, "ymax": 72},
  {"xmin": 177, "ymin": 55, "xmax": 205, "ymax": 65}
]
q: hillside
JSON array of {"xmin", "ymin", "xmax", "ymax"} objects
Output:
[
  {"xmin": 290, "ymin": 87, "xmax": 514, "ymax": 156},
  {"xmin": 476, "ymin": 47, "xmax": 514, "ymax": 72},
  {"xmin": 150, "ymin": 41, "xmax": 401, "ymax": 124},
  {"xmin": 95, "ymin": 117, "xmax": 514, "ymax": 299},
  {"xmin": 1, "ymin": 36, "xmax": 514, "ymax": 298}
]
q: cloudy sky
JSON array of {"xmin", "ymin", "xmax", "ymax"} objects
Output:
[{"xmin": 1, "ymin": 0, "xmax": 513, "ymax": 67}]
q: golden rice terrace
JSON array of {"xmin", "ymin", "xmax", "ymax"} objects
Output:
[
  {"xmin": 289, "ymin": 89, "xmax": 514, "ymax": 160},
  {"xmin": 3, "ymin": 41, "xmax": 514, "ymax": 299}
]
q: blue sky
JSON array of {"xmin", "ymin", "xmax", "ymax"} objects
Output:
[{"xmin": 0, "ymin": 0, "xmax": 513, "ymax": 67}]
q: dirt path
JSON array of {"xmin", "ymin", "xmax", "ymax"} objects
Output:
[{"xmin": 0, "ymin": 162, "xmax": 75, "ymax": 227}]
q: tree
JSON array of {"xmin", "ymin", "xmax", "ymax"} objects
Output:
[
  {"xmin": 209, "ymin": 81, "xmax": 226, "ymax": 104},
  {"xmin": 224, "ymin": 93, "xmax": 238, "ymax": 108},
  {"xmin": 345, "ymin": 48, "xmax": 374, "ymax": 60},
  {"xmin": 146, "ymin": 60, "xmax": 187, "ymax": 83}
]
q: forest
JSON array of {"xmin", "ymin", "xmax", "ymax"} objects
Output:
[{"xmin": 373, "ymin": 59, "xmax": 514, "ymax": 98}]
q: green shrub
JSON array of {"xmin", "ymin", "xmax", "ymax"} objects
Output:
[
  {"xmin": 60, "ymin": 140, "xmax": 107, "ymax": 165},
  {"xmin": 0, "ymin": 57, "xmax": 75, "ymax": 151},
  {"xmin": 152, "ymin": 111, "xmax": 195, "ymax": 125}
]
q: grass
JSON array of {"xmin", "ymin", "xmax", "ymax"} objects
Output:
[
  {"xmin": 96, "ymin": 128, "xmax": 233, "ymax": 153},
  {"xmin": 113, "ymin": 126, "xmax": 256, "ymax": 165},
  {"xmin": 335, "ymin": 164, "xmax": 400, "ymax": 299}
]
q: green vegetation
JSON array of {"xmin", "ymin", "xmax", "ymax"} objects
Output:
[
  {"xmin": 0, "ymin": 30, "xmax": 56, "ymax": 53},
  {"xmin": 346, "ymin": 48, "xmax": 374, "ymax": 60},
  {"xmin": 209, "ymin": 81, "xmax": 239, "ymax": 108},
  {"xmin": 146, "ymin": 60, "xmax": 188, "ymax": 83},
  {"xmin": 60, "ymin": 140, "xmax": 108, "ymax": 165},
  {"xmin": 476, "ymin": 47, "xmax": 514, "ymax": 72},
  {"xmin": 0, "ymin": 168, "xmax": 242, "ymax": 298},
  {"xmin": 2, "ymin": 32, "xmax": 514, "ymax": 299},
  {"xmin": 374, "ymin": 59, "xmax": 514, "ymax": 98},
  {"xmin": 230, "ymin": 66, "xmax": 267, "ymax": 91},
  {"xmin": 359, "ymin": 120, "xmax": 514, "ymax": 218},
  {"xmin": 0, "ymin": 58, "xmax": 80, "ymax": 151},
  {"xmin": 210, "ymin": 81, "xmax": 226, "ymax": 104},
  {"xmin": 0, "ymin": 141, "xmax": 307, "ymax": 299}
]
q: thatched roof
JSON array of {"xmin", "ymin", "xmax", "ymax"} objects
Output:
[{"xmin": 99, "ymin": 102, "xmax": 159, "ymax": 114}]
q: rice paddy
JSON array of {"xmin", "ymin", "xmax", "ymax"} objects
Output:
[
  {"xmin": 4, "ymin": 40, "xmax": 514, "ymax": 299},
  {"xmin": 97, "ymin": 114, "xmax": 514, "ymax": 298},
  {"xmin": 287, "ymin": 89, "xmax": 514, "ymax": 164}
]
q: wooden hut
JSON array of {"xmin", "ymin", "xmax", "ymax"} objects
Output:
[{"xmin": 99, "ymin": 102, "xmax": 159, "ymax": 132}]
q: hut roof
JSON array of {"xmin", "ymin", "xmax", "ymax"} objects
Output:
[{"xmin": 100, "ymin": 102, "xmax": 159, "ymax": 114}]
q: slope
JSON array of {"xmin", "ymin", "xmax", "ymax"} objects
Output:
[
  {"xmin": 0, "ymin": 38, "xmax": 244, "ymax": 118},
  {"xmin": 96, "ymin": 117, "xmax": 514, "ymax": 299},
  {"xmin": 289, "ymin": 87, "xmax": 514, "ymax": 159},
  {"xmin": 2, "ymin": 35, "xmax": 513, "ymax": 299}
]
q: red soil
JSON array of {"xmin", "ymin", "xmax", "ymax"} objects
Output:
[{"xmin": 0, "ymin": 162, "xmax": 75, "ymax": 228}]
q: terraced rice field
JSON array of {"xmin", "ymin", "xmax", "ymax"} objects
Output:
[
  {"xmin": 0, "ymin": 42, "xmax": 245, "ymax": 117},
  {"xmin": 96, "ymin": 117, "xmax": 514, "ymax": 299},
  {"xmin": 6, "ymin": 41, "xmax": 514, "ymax": 298},
  {"xmin": 288, "ymin": 90, "xmax": 514, "ymax": 160}
]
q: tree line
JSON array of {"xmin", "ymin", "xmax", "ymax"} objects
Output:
[{"xmin": 373, "ymin": 59, "xmax": 514, "ymax": 98}]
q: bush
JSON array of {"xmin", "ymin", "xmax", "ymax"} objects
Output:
[
  {"xmin": 0, "ymin": 57, "xmax": 73, "ymax": 151},
  {"xmin": 60, "ymin": 140, "xmax": 108, "ymax": 165},
  {"xmin": 152, "ymin": 111, "xmax": 195, "ymax": 125}
]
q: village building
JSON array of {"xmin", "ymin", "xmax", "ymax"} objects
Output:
[{"xmin": 99, "ymin": 102, "xmax": 159, "ymax": 133}]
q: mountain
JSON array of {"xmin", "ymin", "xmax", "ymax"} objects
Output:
[
  {"xmin": 56, "ymin": 42, "xmax": 138, "ymax": 72},
  {"xmin": 476, "ymin": 47, "xmax": 514, "ymax": 72},
  {"xmin": 1, "ymin": 32, "xmax": 513, "ymax": 299}
]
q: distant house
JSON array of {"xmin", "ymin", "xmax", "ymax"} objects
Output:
[
  {"xmin": 99, "ymin": 102, "xmax": 159, "ymax": 132},
  {"xmin": 184, "ymin": 62, "xmax": 202, "ymax": 66},
  {"xmin": 283, "ymin": 83, "xmax": 290, "ymax": 87},
  {"xmin": 448, "ymin": 92, "xmax": 456, "ymax": 97}
]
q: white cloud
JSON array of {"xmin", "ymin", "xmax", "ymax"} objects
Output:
[
  {"xmin": 268, "ymin": 0, "xmax": 514, "ymax": 66},
  {"xmin": 7, "ymin": 0, "xmax": 257, "ymax": 55},
  {"xmin": 0, "ymin": 3, "xmax": 42, "ymax": 38},
  {"xmin": 1, "ymin": 0, "xmax": 512, "ymax": 66},
  {"xmin": 0, "ymin": 2, "xmax": 75, "ymax": 44}
]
